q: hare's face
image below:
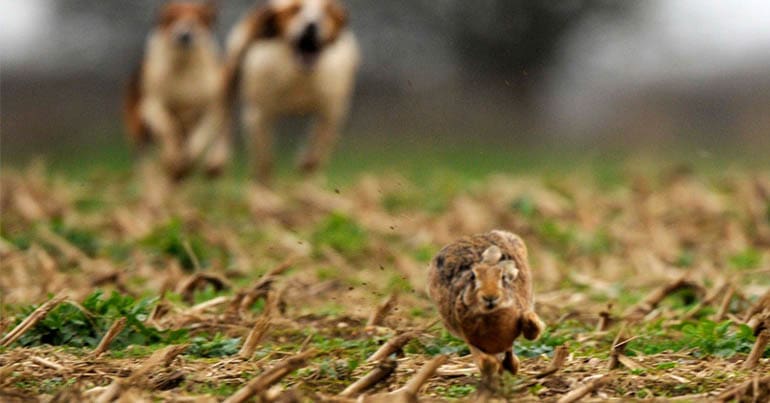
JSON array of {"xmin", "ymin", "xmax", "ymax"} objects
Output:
[{"xmin": 466, "ymin": 245, "xmax": 519, "ymax": 313}]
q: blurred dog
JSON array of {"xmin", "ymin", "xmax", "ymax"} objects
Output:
[
  {"xmin": 124, "ymin": 1, "xmax": 229, "ymax": 180},
  {"xmin": 223, "ymin": 0, "xmax": 360, "ymax": 183}
]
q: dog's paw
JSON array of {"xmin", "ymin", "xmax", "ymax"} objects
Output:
[
  {"xmin": 164, "ymin": 158, "xmax": 192, "ymax": 182},
  {"xmin": 297, "ymin": 154, "xmax": 321, "ymax": 174}
]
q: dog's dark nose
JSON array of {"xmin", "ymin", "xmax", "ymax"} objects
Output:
[
  {"xmin": 482, "ymin": 295, "xmax": 499, "ymax": 309},
  {"xmin": 297, "ymin": 23, "xmax": 320, "ymax": 52},
  {"xmin": 176, "ymin": 31, "xmax": 193, "ymax": 47}
]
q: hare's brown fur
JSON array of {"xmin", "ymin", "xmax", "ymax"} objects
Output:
[{"xmin": 428, "ymin": 230, "xmax": 544, "ymax": 381}]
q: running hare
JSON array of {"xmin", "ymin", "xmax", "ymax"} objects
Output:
[{"xmin": 428, "ymin": 230, "xmax": 544, "ymax": 383}]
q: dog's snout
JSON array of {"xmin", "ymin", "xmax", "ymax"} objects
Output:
[
  {"xmin": 297, "ymin": 23, "xmax": 320, "ymax": 52},
  {"xmin": 302, "ymin": 23, "xmax": 318, "ymax": 41},
  {"xmin": 482, "ymin": 295, "xmax": 499, "ymax": 309},
  {"xmin": 175, "ymin": 30, "xmax": 193, "ymax": 47}
]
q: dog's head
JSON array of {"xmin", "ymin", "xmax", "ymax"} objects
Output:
[
  {"xmin": 157, "ymin": 1, "xmax": 217, "ymax": 51},
  {"xmin": 256, "ymin": 0, "xmax": 349, "ymax": 67}
]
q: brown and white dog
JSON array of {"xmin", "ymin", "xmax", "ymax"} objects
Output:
[
  {"xmin": 223, "ymin": 0, "xmax": 359, "ymax": 183},
  {"xmin": 124, "ymin": 1, "xmax": 229, "ymax": 180}
]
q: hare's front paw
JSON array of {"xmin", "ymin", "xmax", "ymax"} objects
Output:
[{"xmin": 520, "ymin": 311, "xmax": 545, "ymax": 340}]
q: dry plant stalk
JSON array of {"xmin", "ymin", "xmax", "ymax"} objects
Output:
[
  {"xmin": 596, "ymin": 309, "xmax": 612, "ymax": 332},
  {"xmin": 366, "ymin": 331, "xmax": 416, "ymax": 363},
  {"xmin": 624, "ymin": 274, "xmax": 698, "ymax": 320},
  {"xmin": 743, "ymin": 322, "xmax": 769, "ymax": 370},
  {"xmin": 364, "ymin": 355, "xmax": 448, "ymax": 402},
  {"xmin": 536, "ymin": 344, "xmax": 569, "ymax": 378},
  {"xmin": 37, "ymin": 227, "xmax": 91, "ymax": 266},
  {"xmin": 1, "ymin": 293, "xmax": 66, "ymax": 347},
  {"xmin": 250, "ymin": 256, "xmax": 301, "ymax": 294},
  {"xmin": 31, "ymin": 356, "xmax": 65, "ymax": 371},
  {"xmin": 188, "ymin": 296, "xmax": 231, "ymax": 315},
  {"xmin": 683, "ymin": 281, "xmax": 729, "ymax": 320},
  {"xmin": 91, "ymin": 317, "xmax": 127, "ymax": 358},
  {"xmin": 223, "ymin": 349, "xmax": 315, "ymax": 403},
  {"xmin": 714, "ymin": 285, "xmax": 736, "ymax": 321},
  {"xmin": 608, "ymin": 327, "xmax": 629, "ymax": 370},
  {"xmin": 556, "ymin": 374, "xmax": 611, "ymax": 403},
  {"xmin": 130, "ymin": 344, "xmax": 189, "ymax": 382},
  {"xmin": 177, "ymin": 273, "xmax": 230, "ymax": 304},
  {"xmin": 225, "ymin": 292, "xmax": 246, "ymax": 318},
  {"xmin": 339, "ymin": 358, "xmax": 397, "ymax": 397},
  {"xmin": 96, "ymin": 344, "xmax": 189, "ymax": 403},
  {"xmin": 609, "ymin": 334, "xmax": 643, "ymax": 371},
  {"xmin": 239, "ymin": 256, "xmax": 299, "ymax": 314},
  {"xmin": 716, "ymin": 374, "xmax": 770, "ymax": 402},
  {"xmin": 366, "ymin": 293, "xmax": 398, "ymax": 329},
  {"xmin": 0, "ymin": 363, "xmax": 18, "ymax": 385},
  {"xmin": 265, "ymin": 255, "xmax": 300, "ymax": 278},
  {"xmin": 616, "ymin": 355, "xmax": 644, "ymax": 371},
  {"xmin": 12, "ymin": 185, "xmax": 47, "ymax": 221},
  {"xmin": 239, "ymin": 315, "xmax": 271, "ymax": 359},
  {"xmin": 744, "ymin": 289, "xmax": 770, "ymax": 322},
  {"xmin": 182, "ymin": 240, "xmax": 202, "ymax": 272},
  {"xmin": 397, "ymin": 354, "xmax": 448, "ymax": 396}
]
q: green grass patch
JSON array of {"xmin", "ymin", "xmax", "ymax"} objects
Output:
[
  {"xmin": 434, "ymin": 384, "xmax": 476, "ymax": 398},
  {"xmin": 186, "ymin": 334, "xmax": 241, "ymax": 358},
  {"xmin": 14, "ymin": 291, "xmax": 187, "ymax": 349},
  {"xmin": 141, "ymin": 218, "xmax": 209, "ymax": 270},
  {"xmin": 628, "ymin": 320, "xmax": 758, "ymax": 358},
  {"xmin": 728, "ymin": 248, "xmax": 762, "ymax": 270},
  {"xmin": 411, "ymin": 330, "xmax": 470, "ymax": 356},
  {"xmin": 49, "ymin": 219, "xmax": 100, "ymax": 257},
  {"xmin": 312, "ymin": 212, "xmax": 368, "ymax": 257}
]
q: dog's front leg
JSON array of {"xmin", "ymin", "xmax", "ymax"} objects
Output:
[
  {"xmin": 186, "ymin": 109, "xmax": 217, "ymax": 162},
  {"xmin": 298, "ymin": 111, "xmax": 342, "ymax": 175},
  {"xmin": 141, "ymin": 99, "xmax": 190, "ymax": 180},
  {"xmin": 188, "ymin": 105, "xmax": 231, "ymax": 177},
  {"xmin": 203, "ymin": 120, "xmax": 231, "ymax": 178},
  {"xmin": 244, "ymin": 106, "xmax": 275, "ymax": 184}
]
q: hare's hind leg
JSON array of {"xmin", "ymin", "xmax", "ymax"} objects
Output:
[
  {"xmin": 469, "ymin": 345, "xmax": 500, "ymax": 386},
  {"xmin": 520, "ymin": 311, "xmax": 545, "ymax": 340},
  {"xmin": 502, "ymin": 349, "xmax": 519, "ymax": 375}
]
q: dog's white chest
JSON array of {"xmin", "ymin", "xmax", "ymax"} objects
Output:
[
  {"xmin": 165, "ymin": 63, "xmax": 218, "ymax": 107},
  {"xmin": 240, "ymin": 33, "xmax": 359, "ymax": 116}
]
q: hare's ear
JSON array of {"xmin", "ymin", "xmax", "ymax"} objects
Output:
[
  {"xmin": 501, "ymin": 261, "xmax": 519, "ymax": 281},
  {"xmin": 482, "ymin": 245, "xmax": 502, "ymax": 264}
]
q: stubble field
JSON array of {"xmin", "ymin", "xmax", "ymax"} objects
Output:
[{"xmin": 1, "ymin": 153, "xmax": 769, "ymax": 402}]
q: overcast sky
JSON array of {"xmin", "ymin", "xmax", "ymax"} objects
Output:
[
  {"xmin": 0, "ymin": 0, "xmax": 49, "ymax": 61},
  {"xmin": 544, "ymin": 0, "xmax": 770, "ymax": 125}
]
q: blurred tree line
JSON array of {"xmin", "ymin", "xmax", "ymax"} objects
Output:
[
  {"xmin": 53, "ymin": 0, "xmax": 630, "ymax": 101},
  {"xmin": 3, "ymin": 0, "xmax": 634, "ymax": 153}
]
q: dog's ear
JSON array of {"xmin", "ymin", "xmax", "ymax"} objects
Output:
[
  {"xmin": 200, "ymin": 1, "xmax": 218, "ymax": 27},
  {"xmin": 327, "ymin": 0, "xmax": 348, "ymax": 28},
  {"xmin": 326, "ymin": 0, "xmax": 348, "ymax": 41},
  {"xmin": 157, "ymin": 4, "xmax": 178, "ymax": 29},
  {"xmin": 252, "ymin": 4, "xmax": 280, "ymax": 39}
]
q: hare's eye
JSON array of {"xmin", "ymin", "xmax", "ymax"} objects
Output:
[
  {"xmin": 435, "ymin": 255, "xmax": 445, "ymax": 268},
  {"xmin": 468, "ymin": 271, "xmax": 475, "ymax": 281}
]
